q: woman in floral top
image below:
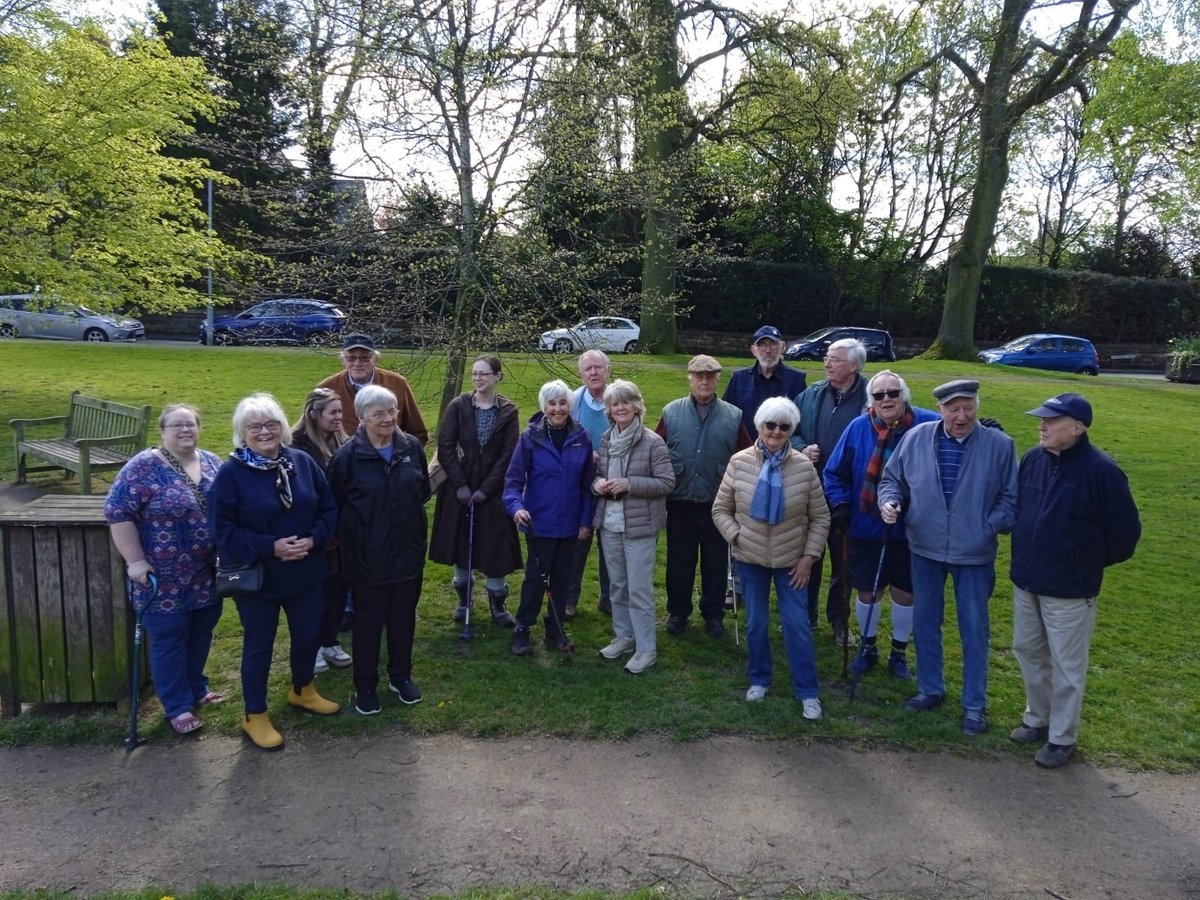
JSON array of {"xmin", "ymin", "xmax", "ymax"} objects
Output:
[{"xmin": 105, "ymin": 403, "xmax": 223, "ymax": 736}]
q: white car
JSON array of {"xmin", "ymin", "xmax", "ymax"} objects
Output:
[{"xmin": 539, "ymin": 316, "xmax": 640, "ymax": 354}]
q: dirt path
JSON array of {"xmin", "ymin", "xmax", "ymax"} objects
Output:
[{"xmin": 1, "ymin": 734, "xmax": 1198, "ymax": 898}]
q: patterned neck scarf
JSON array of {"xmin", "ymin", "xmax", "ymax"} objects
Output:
[
  {"xmin": 233, "ymin": 446, "xmax": 294, "ymax": 510},
  {"xmin": 750, "ymin": 438, "xmax": 789, "ymax": 525},
  {"xmin": 860, "ymin": 404, "xmax": 915, "ymax": 513}
]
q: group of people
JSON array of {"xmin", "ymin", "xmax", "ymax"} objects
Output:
[{"xmin": 103, "ymin": 324, "xmax": 1140, "ymax": 767}]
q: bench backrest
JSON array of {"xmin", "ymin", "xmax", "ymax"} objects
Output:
[{"xmin": 64, "ymin": 392, "xmax": 152, "ymax": 455}]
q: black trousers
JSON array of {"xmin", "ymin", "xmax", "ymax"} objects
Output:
[
  {"xmin": 809, "ymin": 520, "xmax": 851, "ymax": 628},
  {"xmin": 665, "ymin": 500, "xmax": 728, "ymax": 622},
  {"xmin": 516, "ymin": 535, "xmax": 576, "ymax": 631},
  {"xmin": 351, "ymin": 578, "xmax": 421, "ymax": 692}
]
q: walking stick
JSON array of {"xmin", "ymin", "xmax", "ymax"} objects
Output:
[
  {"xmin": 849, "ymin": 529, "xmax": 889, "ymax": 704},
  {"xmin": 124, "ymin": 573, "xmax": 157, "ymax": 752},
  {"xmin": 460, "ymin": 501, "xmax": 476, "ymax": 641},
  {"xmin": 524, "ymin": 521, "xmax": 574, "ymax": 653},
  {"xmin": 727, "ymin": 545, "xmax": 739, "ymax": 646}
]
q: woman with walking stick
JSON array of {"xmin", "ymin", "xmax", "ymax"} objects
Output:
[
  {"xmin": 106, "ymin": 403, "xmax": 223, "ymax": 737},
  {"xmin": 428, "ymin": 355, "xmax": 522, "ymax": 628}
]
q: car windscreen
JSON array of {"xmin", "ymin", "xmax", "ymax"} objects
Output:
[{"xmin": 998, "ymin": 335, "xmax": 1038, "ymax": 351}]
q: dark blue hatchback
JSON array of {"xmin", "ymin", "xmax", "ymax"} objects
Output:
[
  {"xmin": 199, "ymin": 298, "xmax": 347, "ymax": 346},
  {"xmin": 978, "ymin": 333, "xmax": 1100, "ymax": 375}
]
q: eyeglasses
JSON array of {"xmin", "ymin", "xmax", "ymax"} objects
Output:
[
  {"xmin": 871, "ymin": 389, "xmax": 903, "ymax": 401},
  {"xmin": 247, "ymin": 422, "xmax": 282, "ymax": 434},
  {"xmin": 762, "ymin": 421, "xmax": 792, "ymax": 433},
  {"xmin": 163, "ymin": 422, "xmax": 198, "ymax": 431},
  {"xmin": 824, "ymin": 356, "xmax": 850, "ymax": 365},
  {"xmin": 345, "ymin": 354, "xmax": 373, "ymax": 364},
  {"xmin": 471, "ymin": 370, "xmax": 497, "ymax": 378}
]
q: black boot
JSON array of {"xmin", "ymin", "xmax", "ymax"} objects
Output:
[
  {"xmin": 487, "ymin": 586, "xmax": 516, "ymax": 628},
  {"xmin": 511, "ymin": 626, "xmax": 532, "ymax": 656},
  {"xmin": 452, "ymin": 580, "xmax": 469, "ymax": 624},
  {"xmin": 543, "ymin": 614, "xmax": 574, "ymax": 653}
]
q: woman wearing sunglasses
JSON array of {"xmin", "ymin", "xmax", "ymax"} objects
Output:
[
  {"xmin": 712, "ymin": 396, "xmax": 830, "ymax": 720},
  {"xmin": 821, "ymin": 370, "xmax": 939, "ymax": 680}
]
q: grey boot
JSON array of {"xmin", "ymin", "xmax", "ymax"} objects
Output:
[
  {"xmin": 452, "ymin": 580, "xmax": 469, "ymax": 623},
  {"xmin": 487, "ymin": 587, "xmax": 516, "ymax": 628}
]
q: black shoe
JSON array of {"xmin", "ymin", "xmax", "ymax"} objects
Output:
[
  {"xmin": 887, "ymin": 651, "xmax": 912, "ymax": 680},
  {"xmin": 355, "ymin": 689, "xmax": 381, "ymax": 716},
  {"xmin": 389, "ymin": 679, "xmax": 423, "ymax": 705},
  {"xmin": 1010, "ymin": 723, "xmax": 1050, "ymax": 744},
  {"xmin": 665, "ymin": 614, "xmax": 688, "ymax": 636},
  {"xmin": 704, "ymin": 618, "xmax": 726, "ymax": 638},
  {"xmin": 905, "ymin": 692, "xmax": 945, "ymax": 712},
  {"xmin": 511, "ymin": 627, "xmax": 532, "ymax": 656},
  {"xmin": 850, "ymin": 645, "xmax": 879, "ymax": 675},
  {"xmin": 1035, "ymin": 742, "xmax": 1076, "ymax": 769}
]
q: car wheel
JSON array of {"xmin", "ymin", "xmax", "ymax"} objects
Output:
[
  {"xmin": 553, "ymin": 338, "xmax": 573, "ymax": 353},
  {"xmin": 0, "ymin": 324, "xmax": 17, "ymax": 339},
  {"xmin": 83, "ymin": 328, "xmax": 109, "ymax": 342},
  {"xmin": 1080, "ymin": 366, "xmax": 1099, "ymax": 376},
  {"xmin": 623, "ymin": 339, "xmax": 638, "ymax": 353},
  {"xmin": 214, "ymin": 331, "xmax": 237, "ymax": 346}
]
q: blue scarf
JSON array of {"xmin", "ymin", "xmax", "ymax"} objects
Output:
[
  {"xmin": 232, "ymin": 446, "xmax": 294, "ymax": 510},
  {"xmin": 750, "ymin": 439, "xmax": 788, "ymax": 525}
]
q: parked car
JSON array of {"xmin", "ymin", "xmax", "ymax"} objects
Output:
[
  {"xmin": 0, "ymin": 294, "xmax": 144, "ymax": 342},
  {"xmin": 978, "ymin": 333, "xmax": 1100, "ymax": 375},
  {"xmin": 198, "ymin": 298, "xmax": 347, "ymax": 346},
  {"xmin": 783, "ymin": 326, "xmax": 897, "ymax": 362},
  {"xmin": 539, "ymin": 316, "xmax": 640, "ymax": 353}
]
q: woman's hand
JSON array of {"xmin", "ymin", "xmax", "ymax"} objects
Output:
[
  {"xmin": 470, "ymin": 490, "xmax": 486, "ymax": 505},
  {"xmin": 789, "ymin": 554, "xmax": 816, "ymax": 589},
  {"xmin": 578, "ymin": 525, "xmax": 592, "ymax": 540},
  {"xmin": 274, "ymin": 535, "xmax": 311, "ymax": 561},
  {"xmin": 592, "ymin": 477, "xmax": 608, "ymax": 496},
  {"xmin": 126, "ymin": 559, "xmax": 153, "ymax": 586},
  {"xmin": 456, "ymin": 485, "xmax": 472, "ymax": 505},
  {"xmin": 605, "ymin": 477, "xmax": 630, "ymax": 498},
  {"xmin": 513, "ymin": 509, "xmax": 531, "ymax": 528}
]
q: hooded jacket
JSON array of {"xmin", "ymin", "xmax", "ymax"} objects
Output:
[{"xmin": 503, "ymin": 412, "xmax": 595, "ymax": 539}]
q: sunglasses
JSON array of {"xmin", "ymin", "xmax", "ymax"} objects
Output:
[
  {"xmin": 871, "ymin": 389, "xmax": 902, "ymax": 400},
  {"xmin": 762, "ymin": 421, "xmax": 792, "ymax": 433}
]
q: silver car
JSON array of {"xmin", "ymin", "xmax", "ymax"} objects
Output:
[{"xmin": 0, "ymin": 294, "xmax": 145, "ymax": 342}]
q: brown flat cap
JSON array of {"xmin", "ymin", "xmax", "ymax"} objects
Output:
[{"xmin": 687, "ymin": 354, "xmax": 722, "ymax": 373}]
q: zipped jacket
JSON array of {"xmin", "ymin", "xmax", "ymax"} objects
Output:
[{"xmin": 503, "ymin": 413, "xmax": 595, "ymax": 539}]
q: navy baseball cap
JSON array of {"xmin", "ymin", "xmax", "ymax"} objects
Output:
[
  {"xmin": 342, "ymin": 333, "xmax": 376, "ymax": 352},
  {"xmin": 1026, "ymin": 392, "xmax": 1092, "ymax": 427},
  {"xmin": 752, "ymin": 325, "xmax": 783, "ymax": 343}
]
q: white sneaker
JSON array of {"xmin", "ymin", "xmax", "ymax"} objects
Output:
[
  {"xmin": 802, "ymin": 698, "xmax": 822, "ymax": 720},
  {"xmin": 834, "ymin": 626, "xmax": 858, "ymax": 648},
  {"xmin": 745, "ymin": 685, "xmax": 768, "ymax": 702},
  {"xmin": 624, "ymin": 650, "xmax": 657, "ymax": 674},
  {"xmin": 320, "ymin": 644, "xmax": 353, "ymax": 668},
  {"xmin": 598, "ymin": 635, "xmax": 636, "ymax": 659},
  {"xmin": 313, "ymin": 650, "xmax": 329, "ymax": 674}
]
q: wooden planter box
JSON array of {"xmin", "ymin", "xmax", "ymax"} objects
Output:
[
  {"xmin": 1165, "ymin": 360, "xmax": 1200, "ymax": 383},
  {"xmin": 0, "ymin": 495, "xmax": 140, "ymax": 716}
]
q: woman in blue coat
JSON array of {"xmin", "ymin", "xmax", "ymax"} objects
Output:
[
  {"xmin": 210, "ymin": 392, "xmax": 340, "ymax": 750},
  {"xmin": 503, "ymin": 379, "xmax": 595, "ymax": 655}
]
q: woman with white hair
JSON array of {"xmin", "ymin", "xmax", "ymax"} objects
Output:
[
  {"xmin": 592, "ymin": 379, "xmax": 674, "ymax": 675},
  {"xmin": 822, "ymin": 369, "xmax": 939, "ymax": 680},
  {"xmin": 503, "ymin": 379, "xmax": 595, "ymax": 656},
  {"xmin": 712, "ymin": 396, "xmax": 831, "ymax": 719},
  {"xmin": 211, "ymin": 392, "xmax": 340, "ymax": 751},
  {"xmin": 327, "ymin": 385, "xmax": 430, "ymax": 716}
]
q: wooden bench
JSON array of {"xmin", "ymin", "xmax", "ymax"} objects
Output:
[{"xmin": 10, "ymin": 392, "xmax": 151, "ymax": 495}]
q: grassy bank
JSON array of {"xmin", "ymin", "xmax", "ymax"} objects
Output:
[{"xmin": 0, "ymin": 342, "xmax": 1196, "ymax": 771}]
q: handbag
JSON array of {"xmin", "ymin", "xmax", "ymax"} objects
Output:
[
  {"xmin": 215, "ymin": 560, "xmax": 265, "ymax": 597},
  {"xmin": 428, "ymin": 455, "xmax": 448, "ymax": 492}
]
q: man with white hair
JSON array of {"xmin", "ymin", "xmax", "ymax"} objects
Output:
[
  {"xmin": 315, "ymin": 333, "xmax": 428, "ymax": 443},
  {"xmin": 791, "ymin": 337, "xmax": 869, "ymax": 646},
  {"xmin": 823, "ymin": 370, "xmax": 938, "ymax": 679},
  {"xmin": 878, "ymin": 378, "xmax": 1017, "ymax": 736},
  {"xmin": 565, "ymin": 348, "xmax": 613, "ymax": 617}
]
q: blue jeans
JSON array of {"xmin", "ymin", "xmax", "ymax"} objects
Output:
[
  {"xmin": 143, "ymin": 603, "xmax": 223, "ymax": 719},
  {"xmin": 235, "ymin": 585, "xmax": 322, "ymax": 714},
  {"xmin": 910, "ymin": 552, "xmax": 996, "ymax": 713},
  {"xmin": 738, "ymin": 561, "xmax": 819, "ymax": 700}
]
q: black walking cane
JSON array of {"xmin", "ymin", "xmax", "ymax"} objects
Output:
[
  {"xmin": 124, "ymin": 573, "xmax": 157, "ymax": 752},
  {"xmin": 523, "ymin": 521, "xmax": 574, "ymax": 654},
  {"xmin": 848, "ymin": 529, "xmax": 889, "ymax": 704}
]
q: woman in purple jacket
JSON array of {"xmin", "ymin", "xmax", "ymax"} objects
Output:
[{"xmin": 503, "ymin": 379, "xmax": 595, "ymax": 656}]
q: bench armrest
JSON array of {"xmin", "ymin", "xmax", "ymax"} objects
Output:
[
  {"xmin": 9, "ymin": 415, "xmax": 68, "ymax": 441},
  {"xmin": 73, "ymin": 432, "xmax": 143, "ymax": 449}
]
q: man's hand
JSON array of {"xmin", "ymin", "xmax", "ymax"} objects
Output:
[{"xmin": 880, "ymin": 501, "xmax": 901, "ymax": 525}]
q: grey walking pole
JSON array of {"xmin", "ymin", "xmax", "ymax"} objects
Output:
[
  {"xmin": 124, "ymin": 573, "xmax": 157, "ymax": 752},
  {"xmin": 849, "ymin": 528, "xmax": 890, "ymax": 704},
  {"xmin": 727, "ymin": 545, "xmax": 739, "ymax": 646},
  {"xmin": 460, "ymin": 501, "xmax": 476, "ymax": 641}
]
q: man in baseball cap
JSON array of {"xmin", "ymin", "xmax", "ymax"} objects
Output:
[
  {"xmin": 721, "ymin": 325, "xmax": 807, "ymax": 436},
  {"xmin": 878, "ymin": 377, "xmax": 1018, "ymax": 736},
  {"xmin": 655, "ymin": 355, "xmax": 751, "ymax": 638},
  {"xmin": 315, "ymin": 333, "xmax": 428, "ymax": 442},
  {"xmin": 1008, "ymin": 392, "xmax": 1140, "ymax": 768}
]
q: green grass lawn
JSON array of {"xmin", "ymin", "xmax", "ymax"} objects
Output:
[{"xmin": 0, "ymin": 342, "xmax": 1197, "ymax": 771}]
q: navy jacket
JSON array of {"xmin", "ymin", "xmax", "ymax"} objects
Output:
[
  {"xmin": 210, "ymin": 448, "xmax": 337, "ymax": 600},
  {"xmin": 503, "ymin": 412, "xmax": 595, "ymax": 539},
  {"xmin": 722, "ymin": 362, "xmax": 807, "ymax": 435},
  {"xmin": 1010, "ymin": 434, "xmax": 1140, "ymax": 599},
  {"xmin": 327, "ymin": 429, "xmax": 430, "ymax": 586}
]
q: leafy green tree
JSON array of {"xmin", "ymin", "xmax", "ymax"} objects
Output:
[{"xmin": 0, "ymin": 15, "xmax": 239, "ymax": 309}]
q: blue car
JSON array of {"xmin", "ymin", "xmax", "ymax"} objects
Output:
[
  {"xmin": 978, "ymin": 333, "xmax": 1100, "ymax": 376},
  {"xmin": 199, "ymin": 298, "xmax": 347, "ymax": 346}
]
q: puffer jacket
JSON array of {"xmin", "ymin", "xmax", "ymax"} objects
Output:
[
  {"xmin": 712, "ymin": 444, "xmax": 831, "ymax": 569},
  {"xmin": 592, "ymin": 425, "xmax": 675, "ymax": 537}
]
